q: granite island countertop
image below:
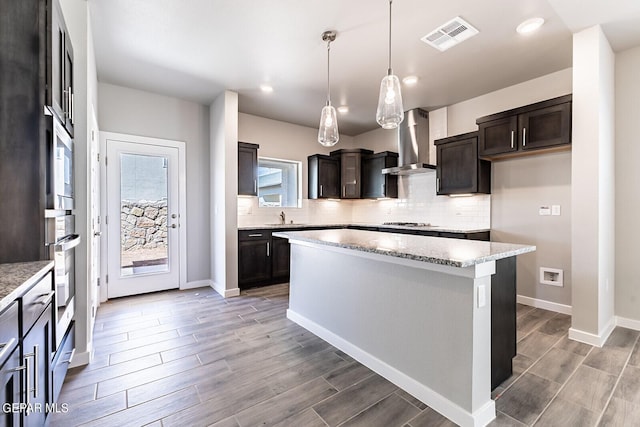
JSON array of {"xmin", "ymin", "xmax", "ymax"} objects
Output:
[
  {"xmin": 0, "ymin": 260, "xmax": 54, "ymax": 312},
  {"xmin": 239, "ymin": 223, "xmax": 490, "ymax": 234},
  {"xmin": 273, "ymin": 228, "xmax": 534, "ymax": 268}
]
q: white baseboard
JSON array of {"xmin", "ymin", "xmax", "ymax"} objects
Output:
[
  {"xmin": 69, "ymin": 350, "xmax": 92, "ymax": 368},
  {"xmin": 211, "ymin": 280, "xmax": 240, "ymax": 298},
  {"xmin": 569, "ymin": 318, "xmax": 615, "ymax": 347},
  {"xmin": 616, "ymin": 316, "xmax": 640, "ymax": 332},
  {"xmin": 287, "ymin": 309, "xmax": 495, "ymax": 427},
  {"xmin": 181, "ymin": 279, "xmax": 213, "ymax": 290},
  {"xmin": 516, "ymin": 295, "xmax": 572, "ymax": 315}
]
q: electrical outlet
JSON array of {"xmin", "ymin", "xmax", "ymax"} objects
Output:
[{"xmin": 539, "ymin": 206, "xmax": 551, "ymax": 216}]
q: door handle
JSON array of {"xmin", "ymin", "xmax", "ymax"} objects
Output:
[
  {"xmin": 171, "ymin": 224, "xmax": 177, "ymax": 229},
  {"xmin": 94, "ymin": 231, "xmax": 102, "ymax": 237}
]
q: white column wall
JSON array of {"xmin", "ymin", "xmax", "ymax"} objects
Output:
[{"xmin": 570, "ymin": 25, "xmax": 616, "ymax": 345}]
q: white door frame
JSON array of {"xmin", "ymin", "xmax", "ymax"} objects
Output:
[{"xmin": 99, "ymin": 132, "xmax": 187, "ymax": 302}]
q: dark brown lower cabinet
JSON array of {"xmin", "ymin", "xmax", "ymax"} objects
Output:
[
  {"xmin": 21, "ymin": 302, "xmax": 53, "ymax": 427},
  {"xmin": 271, "ymin": 237, "xmax": 291, "ymax": 282},
  {"xmin": 491, "ymin": 257, "xmax": 516, "ymax": 390},
  {"xmin": 238, "ymin": 232, "xmax": 271, "ymax": 287},
  {"xmin": 0, "ymin": 302, "xmax": 21, "ymax": 427}
]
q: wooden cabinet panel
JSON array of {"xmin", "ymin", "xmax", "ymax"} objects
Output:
[
  {"xmin": 436, "ymin": 132, "xmax": 490, "ymax": 195},
  {"xmin": 238, "ymin": 142, "xmax": 259, "ymax": 196},
  {"xmin": 52, "ymin": 322, "xmax": 74, "ymax": 402},
  {"xmin": 330, "ymin": 149, "xmax": 373, "ymax": 199},
  {"xmin": 477, "ymin": 95, "xmax": 572, "ymax": 159},
  {"xmin": 48, "ymin": 0, "xmax": 74, "ymax": 137},
  {"xmin": 271, "ymin": 237, "xmax": 290, "ymax": 281},
  {"xmin": 361, "ymin": 152, "xmax": 398, "ymax": 199},
  {"xmin": 0, "ymin": 346, "xmax": 22, "ymax": 427},
  {"xmin": 238, "ymin": 236, "xmax": 271, "ymax": 287},
  {"xmin": 308, "ymin": 155, "xmax": 340, "ymax": 199}
]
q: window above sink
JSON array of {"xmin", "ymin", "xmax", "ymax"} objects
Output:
[{"xmin": 258, "ymin": 157, "xmax": 302, "ymax": 208}]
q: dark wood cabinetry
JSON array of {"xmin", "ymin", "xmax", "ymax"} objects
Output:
[
  {"xmin": 361, "ymin": 152, "xmax": 398, "ymax": 199},
  {"xmin": 477, "ymin": 95, "xmax": 572, "ymax": 159},
  {"xmin": 52, "ymin": 322, "xmax": 74, "ymax": 402},
  {"xmin": 308, "ymin": 154, "xmax": 340, "ymax": 199},
  {"xmin": 0, "ymin": 301, "xmax": 21, "ymax": 427},
  {"xmin": 238, "ymin": 142, "xmax": 259, "ymax": 196},
  {"xmin": 435, "ymin": 132, "xmax": 490, "ymax": 195},
  {"xmin": 238, "ymin": 230, "xmax": 271, "ymax": 286},
  {"xmin": 330, "ymin": 149, "xmax": 373, "ymax": 199},
  {"xmin": 271, "ymin": 237, "xmax": 291, "ymax": 281},
  {"xmin": 48, "ymin": 0, "xmax": 74, "ymax": 137}
]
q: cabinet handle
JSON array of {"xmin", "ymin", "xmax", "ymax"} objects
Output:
[
  {"xmin": 343, "ymin": 185, "xmax": 346, "ymax": 197},
  {"xmin": 511, "ymin": 130, "xmax": 515, "ymax": 149},
  {"xmin": 70, "ymin": 91, "xmax": 75, "ymax": 123},
  {"xmin": 0, "ymin": 337, "xmax": 16, "ymax": 361},
  {"xmin": 381, "ymin": 183, "xmax": 385, "ymax": 195},
  {"xmin": 254, "ymin": 179, "xmax": 257, "ymax": 194},
  {"xmin": 38, "ymin": 291, "xmax": 55, "ymax": 306},
  {"xmin": 522, "ymin": 127, "xmax": 526, "ymax": 147},
  {"xmin": 266, "ymin": 241, "xmax": 270, "ymax": 257},
  {"xmin": 437, "ymin": 178, "xmax": 441, "ymax": 192},
  {"xmin": 248, "ymin": 233, "xmax": 262, "ymax": 237},
  {"xmin": 320, "ymin": 185, "xmax": 323, "ymax": 197}
]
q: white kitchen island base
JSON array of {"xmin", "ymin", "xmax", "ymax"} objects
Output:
[{"xmin": 286, "ymin": 242, "xmax": 497, "ymax": 427}]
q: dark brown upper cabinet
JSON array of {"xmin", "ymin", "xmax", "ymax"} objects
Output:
[
  {"xmin": 330, "ymin": 149, "xmax": 373, "ymax": 199},
  {"xmin": 477, "ymin": 94, "xmax": 572, "ymax": 160},
  {"xmin": 48, "ymin": 0, "xmax": 74, "ymax": 137},
  {"xmin": 361, "ymin": 151, "xmax": 398, "ymax": 199},
  {"xmin": 238, "ymin": 142, "xmax": 259, "ymax": 196},
  {"xmin": 435, "ymin": 132, "xmax": 490, "ymax": 195},
  {"xmin": 308, "ymin": 154, "xmax": 340, "ymax": 199}
]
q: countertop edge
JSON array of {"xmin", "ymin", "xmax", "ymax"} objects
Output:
[
  {"xmin": 0, "ymin": 260, "xmax": 54, "ymax": 313},
  {"xmin": 274, "ymin": 231, "xmax": 535, "ymax": 268},
  {"xmin": 240, "ymin": 223, "xmax": 491, "ymax": 234}
]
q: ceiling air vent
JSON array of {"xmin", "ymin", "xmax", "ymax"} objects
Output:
[{"xmin": 421, "ymin": 16, "xmax": 479, "ymax": 52}]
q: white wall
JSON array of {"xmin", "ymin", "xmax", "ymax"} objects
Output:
[
  {"xmin": 615, "ymin": 45, "xmax": 640, "ymax": 323},
  {"xmin": 210, "ymin": 91, "xmax": 239, "ymax": 296},
  {"xmin": 570, "ymin": 26, "xmax": 616, "ymax": 343},
  {"xmin": 97, "ymin": 83, "xmax": 211, "ymax": 283},
  {"xmin": 60, "ymin": 0, "xmax": 99, "ymax": 365}
]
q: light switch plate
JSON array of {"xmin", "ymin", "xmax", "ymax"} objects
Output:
[{"xmin": 552, "ymin": 205, "xmax": 561, "ymax": 216}]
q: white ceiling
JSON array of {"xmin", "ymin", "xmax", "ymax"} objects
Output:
[{"xmin": 89, "ymin": 0, "xmax": 640, "ymax": 136}]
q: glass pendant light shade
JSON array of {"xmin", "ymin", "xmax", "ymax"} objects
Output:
[
  {"xmin": 318, "ymin": 103, "xmax": 339, "ymax": 146},
  {"xmin": 376, "ymin": 72, "xmax": 404, "ymax": 129},
  {"xmin": 318, "ymin": 30, "xmax": 339, "ymax": 146}
]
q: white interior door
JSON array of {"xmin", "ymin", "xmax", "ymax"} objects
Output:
[{"xmin": 106, "ymin": 137, "xmax": 181, "ymax": 298}]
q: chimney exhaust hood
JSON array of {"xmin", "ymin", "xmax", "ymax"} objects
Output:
[{"xmin": 382, "ymin": 108, "xmax": 436, "ymax": 175}]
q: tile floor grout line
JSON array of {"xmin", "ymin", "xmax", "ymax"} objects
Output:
[
  {"xmin": 333, "ymin": 388, "xmax": 398, "ymax": 427},
  {"xmin": 527, "ymin": 338, "xmax": 600, "ymax": 426},
  {"xmin": 592, "ymin": 332, "xmax": 640, "ymax": 426}
]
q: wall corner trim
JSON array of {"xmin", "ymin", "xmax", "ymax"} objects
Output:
[
  {"xmin": 516, "ymin": 295, "xmax": 572, "ymax": 315},
  {"xmin": 615, "ymin": 316, "xmax": 640, "ymax": 332},
  {"xmin": 211, "ymin": 280, "xmax": 240, "ymax": 298},
  {"xmin": 568, "ymin": 319, "xmax": 615, "ymax": 347}
]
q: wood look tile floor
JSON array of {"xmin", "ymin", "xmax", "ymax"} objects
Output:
[{"xmin": 50, "ymin": 284, "xmax": 640, "ymax": 426}]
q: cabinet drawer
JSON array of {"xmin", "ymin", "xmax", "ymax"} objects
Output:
[
  {"xmin": 0, "ymin": 301, "xmax": 19, "ymax": 365},
  {"xmin": 21, "ymin": 271, "xmax": 54, "ymax": 336},
  {"xmin": 52, "ymin": 322, "xmax": 75, "ymax": 402},
  {"xmin": 238, "ymin": 230, "xmax": 271, "ymax": 241}
]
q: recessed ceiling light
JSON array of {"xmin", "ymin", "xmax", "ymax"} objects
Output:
[
  {"xmin": 260, "ymin": 84, "xmax": 273, "ymax": 93},
  {"xmin": 516, "ymin": 17, "xmax": 545, "ymax": 35},
  {"xmin": 402, "ymin": 76, "xmax": 419, "ymax": 85},
  {"xmin": 337, "ymin": 106, "xmax": 349, "ymax": 114}
]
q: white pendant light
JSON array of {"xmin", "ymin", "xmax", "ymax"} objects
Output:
[
  {"xmin": 376, "ymin": 0, "xmax": 404, "ymax": 129},
  {"xmin": 318, "ymin": 31, "xmax": 339, "ymax": 146}
]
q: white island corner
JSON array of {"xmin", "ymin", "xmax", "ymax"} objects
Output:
[{"xmin": 273, "ymin": 228, "xmax": 535, "ymax": 427}]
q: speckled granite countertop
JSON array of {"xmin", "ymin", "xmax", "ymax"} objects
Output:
[
  {"xmin": 0, "ymin": 261, "xmax": 54, "ymax": 312},
  {"xmin": 239, "ymin": 223, "xmax": 490, "ymax": 234},
  {"xmin": 273, "ymin": 229, "xmax": 534, "ymax": 268}
]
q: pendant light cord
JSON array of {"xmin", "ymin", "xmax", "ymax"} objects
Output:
[
  {"xmin": 388, "ymin": 0, "xmax": 392, "ymax": 74},
  {"xmin": 326, "ymin": 39, "xmax": 331, "ymax": 105}
]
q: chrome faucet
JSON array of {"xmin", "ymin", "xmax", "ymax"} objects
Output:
[{"xmin": 279, "ymin": 211, "xmax": 286, "ymax": 225}]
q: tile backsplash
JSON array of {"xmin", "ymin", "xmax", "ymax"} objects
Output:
[{"xmin": 238, "ymin": 173, "xmax": 490, "ymax": 229}]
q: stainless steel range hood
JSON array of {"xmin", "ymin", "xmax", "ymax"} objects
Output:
[{"xmin": 382, "ymin": 108, "xmax": 436, "ymax": 175}]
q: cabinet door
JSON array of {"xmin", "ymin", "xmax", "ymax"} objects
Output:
[
  {"xmin": 437, "ymin": 136, "xmax": 478, "ymax": 194},
  {"xmin": 238, "ymin": 144, "xmax": 258, "ymax": 196},
  {"xmin": 50, "ymin": 0, "xmax": 66, "ymax": 122},
  {"xmin": 271, "ymin": 237, "xmax": 290, "ymax": 280},
  {"xmin": 478, "ymin": 116, "xmax": 518, "ymax": 157},
  {"xmin": 519, "ymin": 102, "xmax": 571, "ymax": 151},
  {"xmin": 318, "ymin": 157, "xmax": 340, "ymax": 198},
  {"xmin": 238, "ymin": 238, "xmax": 271, "ymax": 287},
  {"xmin": 63, "ymin": 31, "xmax": 74, "ymax": 137},
  {"xmin": 361, "ymin": 156, "xmax": 383, "ymax": 198},
  {"xmin": 22, "ymin": 305, "xmax": 53, "ymax": 427},
  {"xmin": 0, "ymin": 347, "xmax": 22, "ymax": 427},
  {"xmin": 340, "ymin": 153, "xmax": 361, "ymax": 199}
]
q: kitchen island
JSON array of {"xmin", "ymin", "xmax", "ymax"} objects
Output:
[{"xmin": 273, "ymin": 229, "xmax": 535, "ymax": 427}]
